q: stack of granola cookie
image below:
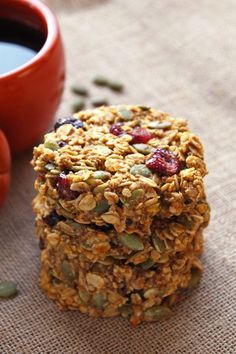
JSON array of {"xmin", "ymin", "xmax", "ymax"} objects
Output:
[{"xmin": 32, "ymin": 105, "xmax": 210, "ymax": 326}]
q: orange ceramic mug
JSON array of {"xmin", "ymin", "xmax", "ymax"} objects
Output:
[{"xmin": 0, "ymin": 0, "xmax": 65, "ymax": 205}]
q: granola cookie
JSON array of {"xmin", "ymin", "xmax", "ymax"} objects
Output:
[
  {"xmin": 32, "ymin": 105, "xmax": 208, "ymax": 235},
  {"xmin": 36, "ymin": 206, "xmax": 208, "ymax": 326},
  {"xmin": 32, "ymin": 105, "xmax": 210, "ymax": 326}
]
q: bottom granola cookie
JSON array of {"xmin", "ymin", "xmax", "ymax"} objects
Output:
[{"xmin": 35, "ymin": 203, "xmax": 209, "ymax": 326}]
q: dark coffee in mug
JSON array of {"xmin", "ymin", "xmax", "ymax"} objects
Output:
[{"xmin": 0, "ymin": 19, "xmax": 46, "ymax": 75}]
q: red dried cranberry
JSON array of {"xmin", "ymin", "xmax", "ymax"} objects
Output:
[
  {"xmin": 110, "ymin": 122, "xmax": 124, "ymax": 136},
  {"xmin": 130, "ymin": 127, "xmax": 154, "ymax": 144},
  {"xmin": 145, "ymin": 149, "xmax": 181, "ymax": 176},
  {"xmin": 54, "ymin": 117, "xmax": 84, "ymax": 130},
  {"xmin": 56, "ymin": 172, "xmax": 79, "ymax": 200},
  {"xmin": 43, "ymin": 210, "xmax": 65, "ymax": 227}
]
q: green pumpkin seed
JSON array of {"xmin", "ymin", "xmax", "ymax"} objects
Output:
[
  {"xmin": 138, "ymin": 105, "xmax": 151, "ymax": 111},
  {"xmin": 61, "ymin": 260, "xmax": 75, "ymax": 285},
  {"xmin": 92, "ymin": 171, "xmax": 110, "ymax": 180},
  {"xmin": 120, "ymin": 304, "xmax": 133, "ymax": 317},
  {"xmin": 130, "ymin": 164, "xmax": 152, "ymax": 177},
  {"xmin": 128, "ymin": 189, "xmax": 144, "ymax": 206},
  {"xmin": 92, "ymin": 97, "xmax": 109, "ymax": 107},
  {"xmin": 78, "ymin": 289, "xmax": 90, "ymax": 303},
  {"xmin": 133, "ymin": 143, "xmax": 152, "ymax": 155},
  {"xmin": 44, "ymin": 141, "xmax": 59, "ymax": 151},
  {"xmin": 147, "ymin": 121, "xmax": 172, "ymax": 129},
  {"xmin": 188, "ymin": 269, "xmax": 202, "ymax": 289},
  {"xmin": 152, "ymin": 234, "xmax": 166, "ymax": 253},
  {"xmin": 144, "ymin": 305, "xmax": 172, "ymax": 321},
  {"xmin": 93, "ymin": 200, "xmax": 110, "ymax": 215},
  {"xmin": 0, "ymin": 281, "xmax": 18, "ymax": 298},
  {"xmin": 176, "ymin": 215, "xmax": 194, "ymax": 228},
  {"xmin": 110, "ymin": 254, "xmax": 129, "ymax": 260},
  {"xmin": 93, "ymin": 75, "xmax": 108, "ymax": 86},
  {"xmin": 143, "ymin": 288, "xmax": 164, "ymax": 299},
  {"xmin": 140, "ymin": 258, "xmax": 155, "ymax": 270},
  {"xmin": 81, "ymin": 242, "xmax": 92, "ymax": 250},
  {"xmin": 108, "ymin": 80, "xmax": 124, "ymax": 92},
  {"xmin": 71, "ymin": 85, "xmax": 88, "ymax": 96},
  {"xmin": 52, "ymin": 277, "xmax": 61, "ymax": 285},
  {"xmin": 66, "ymin": 220, "xmax": 83, "ymax": 229},
  {"xmin": 118, "ymin": 233, "xmax": 144, "ymax": 251},
  {"xmin": 92, "ymin": 293, "xmax": 106, "ymax": 308},
  {"xmin": 93, "ymin": 182, "xmax": 108, "ymax": 194},
  {"xmin": 45, "ymin": 163, "xmax": 56, "ymax": 171},
  {"xmin": 72, "ymin": 99, "xmax": 85, "ymax": 113},
  {"xmin": 117, "ymin": 106, "xmax": 133, "ymax": 121}
]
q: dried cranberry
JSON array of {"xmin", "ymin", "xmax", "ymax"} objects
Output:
[
  {"xmin": 110, "ymin": 122, "xmax": 124, "ymax": 136},
  {"xmin": 54, "ymin": 117, "xmax": 84, "ymax": 130},
  {"xmin": 58, "ymin": 141, "xmax": 67, "ymax": 148},
  {"xmin": 130, "ymin": 127, "xmax": 154, "ymax": 144},
  {"xmin": 145, "ymin": 148, "xmax": 181, "ymax": 176},
  {"xmin": 43, "ymin": 210, "xmax": 65, "ymax": 227},
  {"xmin": 56, "ymin": 172, "xmax": 79, "ymax": 200}
]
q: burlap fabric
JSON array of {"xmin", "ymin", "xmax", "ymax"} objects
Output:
[{"xmin": 1, "ymin": 0, "xmax": 236, "ymax": 353}]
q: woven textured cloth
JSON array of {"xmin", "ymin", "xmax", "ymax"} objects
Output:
[{"xmin": 1, "ymin": 0, "xmax": 236, "ymax": 353}]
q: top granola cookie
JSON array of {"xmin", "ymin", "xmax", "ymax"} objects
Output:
[{"xmin": 32, "ymin": 105, "xmax": 207, "ymax": 236}]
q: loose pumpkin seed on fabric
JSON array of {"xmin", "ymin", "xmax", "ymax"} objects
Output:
[{"xmin": 0, "ymin": 281, "xmax": 18, "ymax": 298}]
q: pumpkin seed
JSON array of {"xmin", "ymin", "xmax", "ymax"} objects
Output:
[
  {"xmin": 93, "ymin": 182, "xmax": 108, "ymax": 194},
  {"xmin": 117, "ymin": 106, "xmax": 133, "ymax": 121},
  {"xmin": 92, "ymin": 293, "xmax": 106, "ymax": 308},
  {"xmin": 176, "ymin": 215, "xmax": 194, "ymax": 228},
  {"xmin": 0, "ymin": 281, "xmax": 18, "ymax": 298},
  {"xmin": 130, "ymin": 164, "xmax": 152, "ymax": 177},
  {"xmin": 66, "ymin": 220, "xmax": 83, "ymax": 229},
  {"xmin": 92, "ymin": 97, "xmax": 109, "ymax": 107},
  {"xmin": 93, "ymin": 200, "xmax": 110, "ymax": 215},
  {"xmin": 188, "ymin": 268, "xmax": 202, "ymax": 289},
  {"xmin": 93, "ymin": 75, "xmax": 108, "ymax": 86},
  {"xmin": 61, "ymin": 260, "xmax": 75, "ymax": 285},
  {"xmin": 118, "ymin": 233, "xmax": 144, "ymax": 251},
  {"xmin": 144, "ymin": 305, "xmax": 172, "ymax": 321},
  {"xmin": 128, "ymin": 189, "xmax": 144, "ymax": 206},
  {"xmin": 78, "ymin": 289, "xmax": 90, "ymax": 303},
  {"xmin": 71, "ymin": 85, "xmax": 88, "ymax": 96},
  {"xmin": 44, "ymin": 141, "xmax": 59, "ymax": 151},
  {"xmin": 52, "ymin": 277, "xmax": 61, "ymax": 285},
  {"xmin": 111, "ymin": 254, "xmax": 129, "ymax": 260},
  {"xmin": 92, "ymin": 170, "xmax": 110, "ymax": 180},
  {"xmin": 133, "ymin": 143, "xmax": 152, "ymax": 155},
  {"xmin": 120, "ymin": 304, "xmax": 133, "ymax": 317},
  {"xmin": 152, "ymin": 234, "xmax": 166, "ymax": 253},
  {"xmin": 108, "ymin": 80, "xmax": 124, "ymax": 92},
  {"xmin": 147, "ymin": 121, "xmax": 172, "ymax": 129},
  {"xmin": 72, "ymin": 99, "xmax": 85, "ymax": 113},
  {"xmin": 144, "ymin": 288, "xmax": 164, "ymax": 299},
  {"xmin": 81, "ymin": 242, "xmax": 92, "ymax": 250},
  {"xmin": 140, "ymin": 258, "xmax": 155, "ymax": 270},
  {"xmin": 45, "ymin": 163, "xmax": 56, "ymax": 171},
  {"xmin": 138, "ymin": 105, "xmax": 151, "ymax": 111}
]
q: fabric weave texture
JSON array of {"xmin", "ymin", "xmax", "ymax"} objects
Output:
[{"xmin": 1, "ymin": 0, "xmax": 236, "ymax": 353}]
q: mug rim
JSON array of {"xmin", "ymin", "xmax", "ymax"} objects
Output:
[{"xmin": 0, "ymin": 0, "xmax": 59, "ymax": 80}]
